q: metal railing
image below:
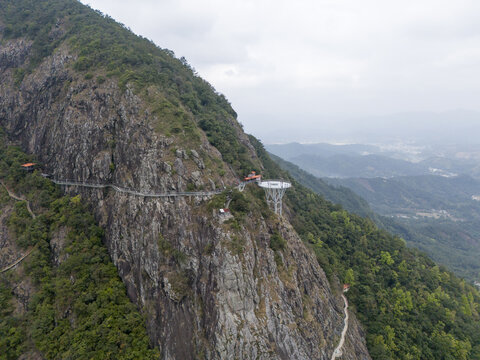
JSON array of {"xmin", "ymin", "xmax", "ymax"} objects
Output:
[{"xmin": 50, "ymin": 178, "xmax": 225, "ymax": 198}]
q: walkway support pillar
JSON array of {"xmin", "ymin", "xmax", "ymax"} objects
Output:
[{"xmin": 258, "ymin": 180, "xmax": 292, "ymax": 216}]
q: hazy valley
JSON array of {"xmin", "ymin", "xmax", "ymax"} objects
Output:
[
  {"xmin": 1, "ymin": 1, "xmax": 480, "ymax": 359},
  {"xmin": 268, "ymin": 142, "xmax": 480, "ymax": 284}
]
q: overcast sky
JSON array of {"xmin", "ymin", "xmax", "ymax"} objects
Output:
[{"xmin": 81, "ymin": 0, "xmax": 480, "ymax": 143}]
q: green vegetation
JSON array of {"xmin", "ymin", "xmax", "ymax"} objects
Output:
[
  {"xmin": 2, "ymin": 1, "xmax": 480, "ymax": 358},
  {"xmin": 274, "ymin": 153, "xmax": 480, "ymax": 283},
  {"xmin": 0, "ymin": 0, "xmax": 258, "ymax": 176},
  {"xmin": 0, "ymin": 143, "xmax": 158, "ymax": 359},
  {"xmin": 269, "ymin": 232, "xmax": 286, "ymax": 252},
  {"xmin": 229, "ymin": 190, "xmax": 250, "ymax": 215},
  {"xmin": 331, "ymin": 174, "xmax": 480, "ymax": 282},
  {"xmin": 270, "ymin": 153, "xmax": 379, "ymax": 220},
  {"xmin": 166, "ymin": 271, "xmax": 191, "ymax": 302},
  {"xmin": 206, "ymin": 191, "xmax": 227, "ymax": 211},
  {"xmin": 269, "ymin": 232, "xmax": 287, "ymax": 267},
  {"xmin": 226, "ymin": 235, "xmax": 246, "ymax": 256},
  {"xmin": 251, "ymin": 136, "xmax": 480, "ymax": 360},
  {"xmin": 0, "ymin": 283, "xmax": 25, "ymax": 359},
  {"xmin": 158, "ymin": 234, "xmax": 187, "ymax": 265},
  {"xmin": 198, "ymin": 116, "xmax": 254, "ymax": 173}
]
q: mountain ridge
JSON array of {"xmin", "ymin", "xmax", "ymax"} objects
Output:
[
  {"xmin": 1, "ymin": 1, "xmax": 479, "ymax": 359},
  {"xmin": 0, "ymin": 1, "xmax": 370, "ymax": 358}
]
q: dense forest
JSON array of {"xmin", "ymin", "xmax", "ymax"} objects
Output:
[
  {"xmin": 0, "ymin": 137, "xmax": 158, "ymax": 359},
  {"xmin": 252, "ymin": 137, "xmax": 480, "ymax": 359},
  {"xmin": 1, "ymin": 0, "xmax": 480, "ymax": 359},
  {"xmin": 0, "ymin": 0, "xmax": 258, "ymax": 177},
  {"xmin": 272, "ymin": 154, "xmax": 480, "ymax": 283},
  {"xmin": 332, "ymin": 175, "xmax": 480, "ymax": 283}
]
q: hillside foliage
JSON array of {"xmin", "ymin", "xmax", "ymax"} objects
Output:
[
  {"xmin": 274, "ymin": 153, "xmax": 480, "ymax": 283},
  {"xmin": 1, "ymin": 0, "xmax": 480, "ymax": 359},
  {"xmin": 331, "ymin": 175, "xmax": 480, "ymax": 282},
  {"xmin": 0, "ymin": 142, "xmax": 158, "ymax": 359},
  {"xmin": 0, "ymin": 0, "xmax": 257, "ymax": 176},
  {"xmin": 251, "ymin": 136, "xmax": 480, "ymax": 360}
]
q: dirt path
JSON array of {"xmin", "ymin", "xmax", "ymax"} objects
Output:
[
  {"xmin": 0, "ymin": 180, "xmax": 36, "ymax": 218},
  {"xmin": 0, "ymin": 246, "xmax": 37, "ymax": 273},
  {"xmin": 331, "ymin": 294, "xmax": 349, "ymax": 360},
  {"xmin": 0, "ymin": 181, "xmax": 37, "ymax": 273}
]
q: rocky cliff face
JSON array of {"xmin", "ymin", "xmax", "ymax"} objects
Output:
[{"xmin": 0, "ymin": 34, "xmax": 370, "ymax": 360}]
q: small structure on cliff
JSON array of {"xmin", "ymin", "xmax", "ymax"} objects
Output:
[
  {"xmin": 243, "ymin": 171, "xmax": 262, "ymax": 183},
  {"xmin": 258, "ymin": 180, "xmax": 292, "ymax": 216},
  {"xmin": 20, "ymin": 163, "xmax": 36, "ymax": 172}
]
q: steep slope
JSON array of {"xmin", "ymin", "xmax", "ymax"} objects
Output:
[
  {"xmin": 252, "ymin": 138, "xmax": 480, "ymax": 359},
  {"xmin": 330, "ymin": 175, "xmax": 480, "ymax": 282},
  {"xmin": 0, "ymin": 144, "xmax": 158, "ymax": 359},
  {"xmin": 0, "ymin": 1, "xmax": 370, "ymax": 359},
  {"xmin": 2, "ymin": 1, "xmax": 479, "ymax": 360},
  {"xmin": 271, "ymin": 154, "xmax": 480, "ymax": 282}
]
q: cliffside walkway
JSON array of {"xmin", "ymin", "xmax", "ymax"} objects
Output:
[
  {"xmin": 1, "ymin": 175, "xmax": 227, "ymax": 274},
  {"xmin": 50, "ymin": 179, "xmax": 225, "ymax": 198},
  {"xmin": 0, "ymin": 246, "xmax": 37, "ymax": 274},
  {"xmin": 1, "ymin": 180, "xmax": 36, "ymax": 219},
  {"xmin": 0, "ymin": 181, "xmax": 38, "ymax": 273},
  {"xmin": 331, "ymin": 294, "xmax": 349, "ymax": 360}
]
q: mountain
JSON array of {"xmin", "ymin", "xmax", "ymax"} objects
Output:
[
  {"xmin": 256, "ymin": 140, "xmax": 480, "ymax": 359},
  {"xmin": 269, "ymin": 153, "xmax": 378, "ymax": 220},
  {"xmin": 0, "ymin": 1, "xmax": 369, "ymax": 358},
  {"xmin": 266, "ymin": 143, "xmax": 382, "ymax": 161},
  {"xmin": 288, "ymin": 153, "xmax": 428, "ymax": 178},
  {"xmin": 1, "ymin": 1, "xmax": 480, "ymax": 359},
  {"xmin": 330, "ymin": 175, "xmax": 480, "ymax": 217},
  {"xmin": 0, "ymin": 144, "xmax": 158, "ymax": 359},
  {"xmin": 272, "ymin": 152, "xmax": 480, "ymax": 284},
  {"xmin": 266, "ymin": 143, "xmax": 431, "ymax": 178},
  {"xmin": 329, "ymin": 175, "xmax": 480, "ymax": 282}
]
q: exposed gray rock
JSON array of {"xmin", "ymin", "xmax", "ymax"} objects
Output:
[
  {"xmin": 190, "ymin": 149, "xmax": 199, "ymax": 158},
  {"xmin": 174, "ymin": 158, "xmax": 186, "ymax": 176},
  {"xmin": 0, "ymin": 38, "xmax": 371, "ymax": 360},
  {"xmin": 175, "ymin": 148, "xmax": 188, "ymax": 159},
  {"xmin": 50, "ymin": 226, "xmax": 69, "ymax": 266}
]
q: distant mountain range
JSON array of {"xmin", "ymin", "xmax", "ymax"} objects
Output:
[
  {"xmin": 267, "ymin": 141, "xmax": 480, "ymax": 179},
  {"xmin": 288, "ymin": 153, "xmax": 429, "ymax": 178},
  {"xmin": 329, "ymin": 175, "xmax": 480, "ymax": 283},
  {"xmin": 329, "ymin": 175, "xmax": 480, "ymax": 218},
  {"xmin": 269, "ymin": 147, "xmax": 480, "ymax": 283},
  {"xmin": 266, "ymin": 142, "xmax": 382, "ymax": 160}
]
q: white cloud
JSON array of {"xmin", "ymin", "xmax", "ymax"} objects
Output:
[{"xmin": 81, "ymin": 0, "xmax": 480, "ymax": 141}]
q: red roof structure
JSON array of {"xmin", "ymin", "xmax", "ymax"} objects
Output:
[
  {"xmin": 243, "ymin": 171, "xmax": 262, "ymax": 182},
  {"xmin": 21, "ymin": 163, "xmax": 36, "ymax": 171}
]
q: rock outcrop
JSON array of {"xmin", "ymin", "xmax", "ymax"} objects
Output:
[{"xmin": 0, "ymin": 29, "xmax": 370, "ymax": 360}]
